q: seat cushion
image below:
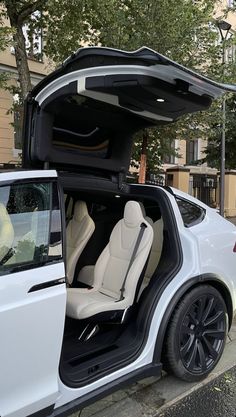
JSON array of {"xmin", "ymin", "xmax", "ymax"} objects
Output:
[{"xmin": 66, "ymin": 287, "xmax": 127, "ymax": 320}]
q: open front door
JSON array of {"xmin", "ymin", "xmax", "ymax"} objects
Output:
[{"xmin": 0, "ymin": 170, "xmax": 66, "ymax": 417}]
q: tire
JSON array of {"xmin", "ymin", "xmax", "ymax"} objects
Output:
[{"xmin": 165, "ymin": 285, "xmax": 228, "ymax": 382}]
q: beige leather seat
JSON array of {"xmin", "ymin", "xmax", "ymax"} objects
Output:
[
  {"xmin": 66, "ymin": 201, "xmax": 153, "ymax": 320},
  {"xmin": 66, "ymin": 201, "xmax": 95, "ymax": 285},
  {"xmin": 137, "ymin": 217, "xmax": 164, "ymax": 298},
  {"xmin": 145, "ymin": 218, "xmax": 164, "ymax": 279},
  {"xmin": 77, "ymin": 201, "xmax": 154, "ymax": 288},
  {"xmin": 139, "ymin": 202, "xmax": 153, "ymax": 226},
  {"xmin": 0, "ymin": 203, "xmax": 14, "ymax": 263}
]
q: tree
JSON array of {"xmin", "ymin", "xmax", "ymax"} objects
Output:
[
  {"xmin": 42, "ymin": 0, "xmax": 219, "ymax": 179},
  {"xmin": 1, "ymin": 0, "xmax": 47, "ymax": 99},
  {"xmin": 85, "ymin": 0, "xmax": 226, "ymax": 179},
  {"xmin": 43, "ymin": 0, "xmax": 97, "ymax": 64},
  {"xmin": 85, "ymin": 0, "xmax": 236, "ymax": 178},
  {"xmin": 1, "ymin": 0, "xmax": 235, "ymax": 174},
  {"xmin": 204, "ymin": 95, "xmax": 236, "ymax": 170}
]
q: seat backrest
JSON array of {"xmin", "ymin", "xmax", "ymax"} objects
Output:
[
  {"xmin": 0, "ymin": 203, "xmax": 14, "ymax": 263},
  {"xmin": 66, "ymin": 201, "xmax": 95, "ymax": 284},
  {"xmin": 139, "ymin": 202, "xmax": 153, "ymax": 226},
  {"xmin": 93, "ymin": 201, "xmax": 153, "ymax": 305},
  {"xmin": 145, "ymin": 217, "xmax": 164, "ymax": 279}
]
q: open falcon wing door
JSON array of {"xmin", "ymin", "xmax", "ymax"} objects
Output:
[{"xmin": 22, "ymin": 46, "xmax": 236, "ymax": 177}]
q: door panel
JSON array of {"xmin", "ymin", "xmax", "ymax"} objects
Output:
[
  {"xmin": 0, "ymin": 172, "xmax": 66, "ymax": 417},
  {"xmin": 24, "ymin": 46, "xmax": 233, "ymax": 173}
]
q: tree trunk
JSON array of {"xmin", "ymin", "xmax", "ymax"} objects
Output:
[
  {"xmin": 12, "ymin": 25, "xmax": 32, "ymax": 99},
  {"xmin": 5, "ymin": 1, "xmax": 32, "ymax": 99},
  {"xmin": 138, "ymin": 132, "xmax": 148, "ymax": 184}
]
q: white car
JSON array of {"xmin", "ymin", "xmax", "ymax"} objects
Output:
[{"xmin": 1, "ymin": 47, "xmax": 236, "ymax": 417}]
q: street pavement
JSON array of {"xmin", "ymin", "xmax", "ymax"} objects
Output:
[
  {"xmin": 70, "ymin": 319, "xmax": 236, "ymax": 417},
  {"xmin": 158, "ymin": 365, "xmax": 236, "ymax": 417}
]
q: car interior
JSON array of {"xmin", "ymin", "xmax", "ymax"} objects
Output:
[{"xmin": 59, "ymin": 185, "xmax": 174, "ymax": 387}]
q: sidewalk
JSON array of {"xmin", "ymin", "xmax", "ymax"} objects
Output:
[
  {"xmin": 227, "ymin": 216, "xmax": 236, "ymax": 226},
  {"xmin": 71, "ymin": 319, "xmax": 236, "ymax": 417}
]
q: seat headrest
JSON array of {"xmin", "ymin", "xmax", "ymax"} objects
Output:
[
  {"xmin": 124, "ymin": 201, "xmax": 144, "ymax": 228},
  {"xmin": 73, "ymin": 201, "xmax": 88, "ymax": 222}
]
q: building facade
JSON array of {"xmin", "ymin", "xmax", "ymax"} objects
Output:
[
  {"xmin": 0, "ymin": 15, "xmax": 53, "ymax": 166},
  {"xmin": 0, "ymin": 2, "xmax": 236, "ymax": 214}
]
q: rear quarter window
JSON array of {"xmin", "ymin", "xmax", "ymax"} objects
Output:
[{"xmin": 176, "ymin": 197, "xmax": 205, "ymax": 227}]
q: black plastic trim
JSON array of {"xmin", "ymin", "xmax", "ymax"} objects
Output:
[
  {"xmin": 0, "ymin": 175, "xmax": 58, "ymax": 187},
  {"xmin": 153, "ymin": 273, "xmax": 234, "ymax": 362},
  {"xmin": 28, "ymin": 278, "xmax": 65, "ymax": 293},
  {"xmin": 58, "ymin": 178, "xmax": 67, "ymax": 281},
  {"xmin": 28, "ymin": 404, "xmax": 55, "ymax": 417},
  {"xmin": 52, "ymin": 363, "xmax": 162, "ymax": 417},
  {"xmin": 175, "ymin": 196, "xmax": 206, "ymax": 227},
  {"xmin": 86, "ymin": 74, "xmax": 211, "ymax": 119},
  {"xmin": 0, "ymin": 259, "xmax": 63, "ymax": 277}
]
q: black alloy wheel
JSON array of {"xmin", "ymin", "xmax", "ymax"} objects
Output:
[{"xmin": 165, "ymin": 285, "xmax": 228, "ymax": 382}]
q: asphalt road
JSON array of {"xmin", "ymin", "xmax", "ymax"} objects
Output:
[{"xmin": 158, "ymin": 366, "xmax": 236, "ymax": 417}]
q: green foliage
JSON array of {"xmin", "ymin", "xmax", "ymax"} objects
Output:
[
  {"xmin": 0, "ymin": 15, "xmax": 12, "ymax": 50},
  {"xmin": 0, "ymin": 11, "xmax": 13, "ymax": 89},
  {"xmin": 1, "ymin": 0, "xmax": 236, "ymax": 170},
  {"xmin": 43, "ymin": 0, "xmax": 95, "ymax": 63},
  {"xmin": 44, "ymin": 0, "xmax": 228, "ymax": 172},
  {"xmin": 0, "ymin": 71, "xmax": 8, "ymax": 88},
  {"xmin": 204, "ymin": 95, "xmax": 236, "ymax": 170}
]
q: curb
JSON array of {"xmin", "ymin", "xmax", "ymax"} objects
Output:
[{"xmin": 155, "ymin": 356, "xmax": 236, "ymax": 416}]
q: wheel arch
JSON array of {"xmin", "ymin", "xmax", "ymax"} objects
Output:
[{"xmin": 153, "ymin": 273, "xmax": 233, "ymax": 364}]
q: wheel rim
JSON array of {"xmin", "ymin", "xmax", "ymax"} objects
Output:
[{"xmin": 179, "ymin": 294, "xmax": 226, "ymax": 374}]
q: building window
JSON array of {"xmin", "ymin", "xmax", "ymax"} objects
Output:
[
  {"xmin": 12, "ymin": 94, "xmax": 23, "ymax": 150},
  {"xmin": 163, "ymin": 139, "xmax": 176, "ymax": 164},
  {"xmin": 225, "ymin": 43, "xmax": 236, "ymax": 63},
  {"xmin": 13, "ymin": 109, "xmax": 23, "ymax": 150},
  {"xmin": 186, "ymin": 140, "xmax": 199, "ymax": 165}
]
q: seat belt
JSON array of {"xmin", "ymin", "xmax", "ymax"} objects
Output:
[{"xmin": 118, "ymin": 222, "xmax": 147, "ymax": 301}]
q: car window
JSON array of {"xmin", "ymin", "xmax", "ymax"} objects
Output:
[
  {"xmin": 176, "ymin": 197, "xmax": 205, "ymax": 227},
  {"xmin": 0, "ymin": 181, "xmax": 62, "ymax": 275}
]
